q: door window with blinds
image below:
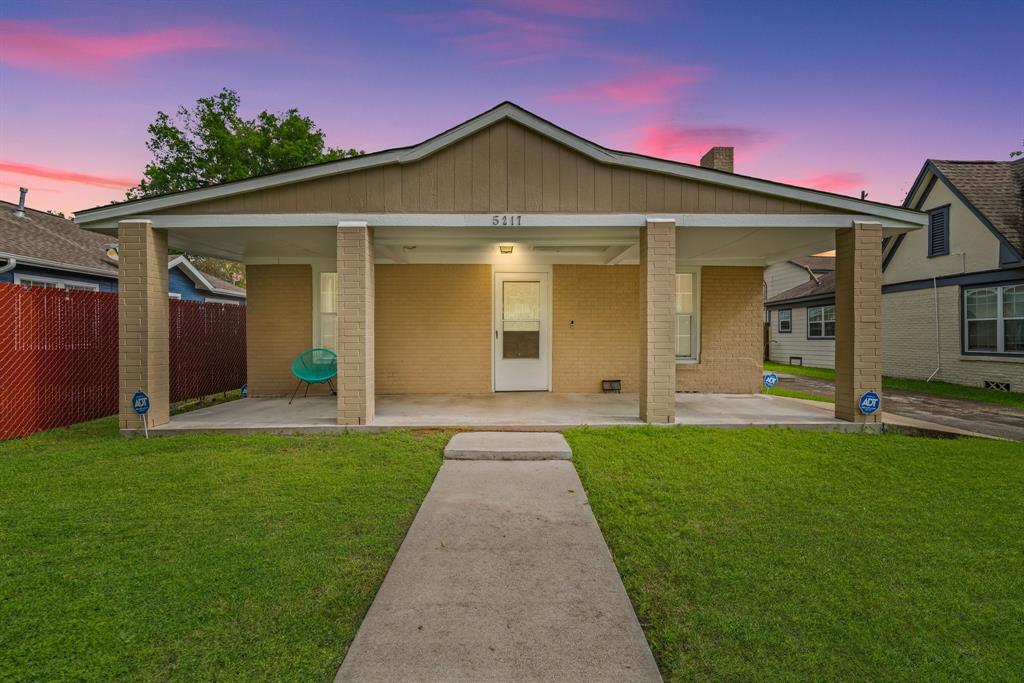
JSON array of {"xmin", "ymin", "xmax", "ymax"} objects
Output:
[
  {"xmin": 319, "ymin": 272, "xmax": 337, "ymax": 351},
  {"xmin": 502, "ymin": 280, "xmax": 541, "ymax": 358},
  {"xmin": 675, "ymin": 270, "xmax": 700, "ymax": 361}
]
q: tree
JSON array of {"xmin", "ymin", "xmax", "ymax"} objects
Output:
[
  {"xmin": 128, "ymin": 89, "xmax": 363, "ymax": 288},
  {"xmin": 128, "ymin": 88, "xmax": 362, "ymax": 198}
]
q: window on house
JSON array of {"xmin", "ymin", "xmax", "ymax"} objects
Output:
[
  {"xmin": 675, "ymin": 271, "xmax": 700, "ymax": 360},
  {"xmin": 807, "ymin": 305, "xmax": 835, "ymax": 339},
  {"xmin": 319, "ymin": 272, "xmax": 338, "ymax": 352},
  {"xmin": 14, "ymin": 274, "xmax": 99, "ymax": 291},
  {"xmin": 778, "ymin": 309, "xmax": 792, "ymax": 333},
  {"xmin": 964, "ymin": 284, "xmax": 1024, "ymax": 354},
  {"xmin": 927, "ymin": 205, "xmax": 950, "ymax": 257}
]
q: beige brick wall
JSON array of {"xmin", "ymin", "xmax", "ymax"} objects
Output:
[
  {"xmin": 640, "ymin": 219, "xmax": 676, "ymax": 422},
  {"xmin": 552, "ymin": 265, "xmax": 640, "ymax": 393},
  {"xmin": 375, "ymin": 264, "xmax": 492, "ymax": 394},
  {"xmin": 677, "ymin": 266, "xmax": 764, "ymax": 393},
  {"xmin": 884, "ymin": 286, "xmax": 1024, "ymax": 390},
  {"xmin": 337, "ymin": 226, "xmax": 375, "ymax": 424},
  {"xmin": 835, "ymin": 223, "xmax": 882, "ymax": 423},
  {"xmin": 246, "ymin": 264, "xmax": 313, "ymax": 397},
  {"xmin": 118, "ymin": 220, "xmax": 169, "ymax": 429}
]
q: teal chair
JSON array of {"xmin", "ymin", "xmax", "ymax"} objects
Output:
[{"xmin": 289, "ymin": 348, "xmax": 338, "ymax": 404}]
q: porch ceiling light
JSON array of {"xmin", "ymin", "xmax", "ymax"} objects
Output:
[{"xmin": 498, "ymin": 244, "xmax": 514, "ymax": 254}]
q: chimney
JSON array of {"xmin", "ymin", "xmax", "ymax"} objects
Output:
[
  {"xmin": 14, "ymin": 187, "xmax": 27, "ymax": 218},
  {"xmin": 700, "ymin": 147, "xmax": 734, "ymax": 173}
]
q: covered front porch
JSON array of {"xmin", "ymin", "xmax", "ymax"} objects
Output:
[{"xmin": 145, "ymin": 392, "xmax": 858, "ymax": 434}]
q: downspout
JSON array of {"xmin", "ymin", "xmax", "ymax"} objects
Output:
[{"xmin": 0, "ymin": 256, "xmax": 15, "ymax": 274}]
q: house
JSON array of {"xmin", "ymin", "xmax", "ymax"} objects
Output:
[
  {"xmin": 764, "ymin": 157, "xmax": 1024, "ymax": 392},
  {"xmin": 764, "ymin": 258, "xmax": 837, "ymax": 368},
  {"xmin": 0, "ymin": 194, "xmax": 246, "ymax": 303},
  {"xmin": 73, "ymin": 102, "xmax": 925, "ymax": 431}
]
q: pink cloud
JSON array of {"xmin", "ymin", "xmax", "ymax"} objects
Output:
[
  {"xmin": 406, "ymin": 9, "xmax": 582, "ymax": 65},
  {"xmin": 0, "ymin": 20, "xmax": 251, "ymax": 75},
  {"xmin": 630, "ymin": 122, "xmax": 772, "ymax": 161},
  {"xmin": 784, "ymin": 171, "xmax": 867, "ymax": 193},
  {"xmin": 546, "ymin": 66, "xmax": 708, "ymax": 109},
  {"xmin": 493, "ymin": 0, "xmax": 635, "ymax": 19},
  {"xmin": 0, "ymin": 161, "xmax": 135, "ymax": 189}
]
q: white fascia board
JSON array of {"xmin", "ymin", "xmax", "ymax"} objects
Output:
[
  {"xmin": 0, "ymin": 251, "xmax": 117, "ymax": 278},
  {"xmin": 168, "ymin": 256, "xmax": 215, "ymax": 292},
  {"xmin": 74, "ymin": 103, "xmax": 926, "ymax": 229},
  {"xmin": 115, "ymin": 212, "xmax": 921, "ymax": 231}
]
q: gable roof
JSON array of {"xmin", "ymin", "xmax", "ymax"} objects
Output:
[
  {"xmin": 0, "ymin": 199, "xmax": 243, "ymax": 295},
  {"xmin": 788, "ymin": 255, "xmax": 834, "ymax": 272},
  {"xmin": 904, "ymin": 158, "xmax": 1024, "ymax": 256},
  {"xmin": 75, "ymin": 101, "xmax": 925, "ymax": 227},
  {"xmin": 766, "ymin": 271, "xmax": 835, "ymax": 306}
]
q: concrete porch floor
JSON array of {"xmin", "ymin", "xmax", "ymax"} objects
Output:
[{"xmin": 148, "ymin": 392, "xmax": 866, "ymax": 435}]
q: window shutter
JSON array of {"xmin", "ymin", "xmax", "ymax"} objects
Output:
[{"xmin": 928, "ymin": 207, "xmax": 949, "ymax": 257}]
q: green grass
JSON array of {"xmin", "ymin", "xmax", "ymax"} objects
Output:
[
  {"xmin": 570, "ymin": 427, "xmax": 1024, "ymax": 681},
  {"xmin": 765, "ymin": 361, "xmax": 1024, "ymax": 409},
  {"xmin": 761, "ymin": 386, "xmax": 833, "ymax": 403},
  {"xmin": 0, "ymin": 418, "xmax": 444, "ymax": 682}
]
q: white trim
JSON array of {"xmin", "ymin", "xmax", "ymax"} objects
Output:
[
  {"xmin": 168, "ymin": 292, "xmax": 182, "ymax": 300},
  {"xmin": 75, "ymin": 103, "xmax": 926, "ymax": 227},
  {"xmin": 674, "ymin": 268, "xmax": 701, "ymax": 362},
  {"xmin": 14, "ymin": 273, "xmax": 101, "ymax": 291},
  {"xmin": 84, "ymin": 212, "xmax": 923, "ymax": 232},
  {"xmin": 204, "ymin": 296, "xmax": 242, "ymax": 305},
  {"xmin": 0, "ymin": 251, "xmax": 116, "ymax": 278},
  {"xmin": 491, "ymin": 266, "xmax": 553, "ymax": 392},
  {"xmin": 167, "ymin": 255, "xmax": 245, "ymax": 298}
]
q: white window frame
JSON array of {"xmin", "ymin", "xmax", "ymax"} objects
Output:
[
  {"xmin": 963, "ymin": 283, "xmax": 1024, "ymax": 356},
  {"xmin": 777, "ymin": 308, "xmax": 792, "ymax": 333},
  {"xmin": 807, "ymin": 304, "xmax": 835, "ymax": 339},
  {"xmin": 14, "ymin": 273, "xmax": 100, "ymax": 292},
  {"xmin": 675, "ymin": 268, "xmax": 701, "ymax": 363},
  {"xmin": 318, "ymin": 271, "xmax": 338, "ymax": 352}
]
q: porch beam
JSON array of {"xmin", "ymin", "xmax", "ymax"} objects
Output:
[
  {"xmin": 639, "ymin": 218, "xmax": 676, "ymax": 424},
  {"xmin": 834, "ymin": 221, "xmax": 883, "ymax": 425},
  {"xmin": 336, "ymin": 224, "xmax": 375, "ymax": 425}
]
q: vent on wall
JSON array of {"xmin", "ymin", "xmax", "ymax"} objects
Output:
[
  {"xmin": 983, "ymin": 380, "xmax": 1011, "ymax": 392},
  {"xmin": 928, "ymin": 206, "xmax": 949, "ymax": 257}
]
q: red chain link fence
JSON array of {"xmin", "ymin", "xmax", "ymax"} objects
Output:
[{"xmin": 1, "ymin": 283, "xmax": 246, "ymax": 440}]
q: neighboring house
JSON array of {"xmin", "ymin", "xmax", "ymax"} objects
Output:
[
  {"xmin": 74, "ymin": 101, "xmax": 925, "ymax": 430},
  {"xmin": 764, "ymin": 157, "xmax": 1024, "ymax": 392},
  {"xmin": 0, "ymin": 196, "xmax": 246, "ymax": 303},
  {"xmin": 764, "ymin": 259, "xmax": 836, "ymax": 368}
]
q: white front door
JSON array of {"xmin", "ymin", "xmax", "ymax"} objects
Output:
[{"xmin": 493, "ymin": 272, "xmax": 550, "ymax": 391}]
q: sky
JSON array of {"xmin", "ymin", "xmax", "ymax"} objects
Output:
[{"xmin": 1, "ymin": 0, "xmax": 1021, "ymax": 216}]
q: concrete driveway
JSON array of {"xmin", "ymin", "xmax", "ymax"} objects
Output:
[{"xmin": 778, "ymin": 374, "xmax": 1024, "ymax": 441}]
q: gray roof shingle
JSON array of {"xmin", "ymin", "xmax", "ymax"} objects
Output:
[
  {"xmin": 766, "ymin": 272, "xmax": 835, "ymax": 305},
  {"xmin": 931, "ymin": 158, "xmax": 1024, "ymax": 254}
]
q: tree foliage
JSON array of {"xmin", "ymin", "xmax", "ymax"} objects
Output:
[{"xmin": 127, "ymin": 88, "xmax": 361, "ymax": 199}]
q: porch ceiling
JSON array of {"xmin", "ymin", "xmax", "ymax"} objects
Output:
[{"xmin": 118, "ymin": 213, "xmax": 917, "ymax": 266}]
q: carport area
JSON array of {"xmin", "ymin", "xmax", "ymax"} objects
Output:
[{"xmin": 146, "ymin": 392, "xmax": 861, "ymax": 434}]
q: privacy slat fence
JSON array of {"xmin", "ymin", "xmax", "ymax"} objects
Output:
[{"xmin": 0, "ymin": 283, "xmax": 245, "ymax": 440}]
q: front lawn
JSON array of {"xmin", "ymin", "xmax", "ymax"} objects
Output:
[
  {"xmin": 765, "ymin": 360, "xmax": 1024, "ymax": 408},
  {"xmin": 570, "ymin": 427, "xmax": 1024, "ymax": 681},
  {"xmin": 0, "ymin": 419, "xmax": 444, "ymax": 682}
]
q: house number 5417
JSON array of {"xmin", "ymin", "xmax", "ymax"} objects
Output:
[{"xmin": 492, "ymin": 215, "xmax": 522, "ymax": 226}]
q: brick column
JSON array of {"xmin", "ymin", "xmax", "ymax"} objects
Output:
[
  {"xmin": 117, "ymin": 220, "xmax": 169, "ymax": 430},
  {"xmin": 337, "ymin": 223, "xmax": 375, "ymax": 425},
  {"xmin": 639, "ymin": 218, "xmax": 676, "ymax": 423},
  {"xmin": 834, "ymin": 221, "xmax": 882, "ymax": 423}
]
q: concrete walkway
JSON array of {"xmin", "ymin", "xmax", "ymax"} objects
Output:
[{"xmin": 335, "ymin": 458, "xmax": 662, "ymax": 682}]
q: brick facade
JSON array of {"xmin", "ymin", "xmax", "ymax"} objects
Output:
[
  {"xmin": 552, "ymin": 265, "xmax": 640, "ymax": 393},
  {"xmin": 676, "ymin": 266, "xmax": 764, "ymax": 393},
  {"xmin": 245, "ymin": 264, "xmax": 314, "ymax": 397},
  {"xmin": 834, "ymin": 222, "xmax": 882, "ymax": 423},
  {"xmin": 337, "ymin": 226, "xmax": 375, "ymax": 425},
  {"xmin": 375, "ymin": 264, "xmax": 492, "ymax": 393},
  {"xmin": 117, "ymin": 220, "xmax": 170, "ymax": 429},
  {"xmin": 639, "ymin": 219, "xmax": 676, "ymax": 423}
]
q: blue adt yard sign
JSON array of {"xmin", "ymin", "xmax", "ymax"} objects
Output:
[
  {"xmin": 859, "ymin": 391, "xmax": 881, "ymax": 415},
  {"xmin": 763, "ymin": 372, "xmax": 779, "ymax": 389},
  {"xmin": 132, "ymin": 391, "xmax": 150, "ymax": 415}
]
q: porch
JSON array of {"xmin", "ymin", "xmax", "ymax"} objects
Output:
[{"xmin": 143, "ymin": 392, "xmax": 862, "ymax": 435}]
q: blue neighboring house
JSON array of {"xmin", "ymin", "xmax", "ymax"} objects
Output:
[{"xmin": 0, "ymin": 193, "xmax": 246, "ymax": 303}]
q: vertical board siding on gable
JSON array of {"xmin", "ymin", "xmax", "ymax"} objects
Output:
[{"xmin": 165, "ymin": 122, "xmax": 840, "ymax": 216}]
